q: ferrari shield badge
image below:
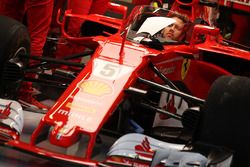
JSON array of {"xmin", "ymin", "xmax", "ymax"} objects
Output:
[{"xmin": 181, "ymin": 58, "xmax": 191, "ymax": 80}]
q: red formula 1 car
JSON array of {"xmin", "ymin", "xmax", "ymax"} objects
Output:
[{"xmin": 0, "ymin": 1, "xmax": 249, "ymax": 166}]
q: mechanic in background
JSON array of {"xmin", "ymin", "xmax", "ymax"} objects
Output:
[
  {"xmin": 161, "ymin": 13, "xmax": 189, "ymax": 41},
  {"xmin": 56, "ymin": 0, "xmax": 110, "ymax": 60},
  {"xmin": 0, "ymin": 0, "xmax": 54, "ymax": 110}
]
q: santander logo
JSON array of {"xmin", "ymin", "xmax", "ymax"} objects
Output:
[
  {"xmin": 135, "ymin": 137, "xmax": 154, "ymax": 158},
  {"xmin": 160, "ymin": 95, "xmax": 177, "ymax": 120},
  {"xmin": 0, "ymin": 103, "xmax": 12, "ymax": 119}
]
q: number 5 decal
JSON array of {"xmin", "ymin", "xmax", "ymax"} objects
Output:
[
  {"xmin": 94, "ymin": 59, "xmax": 120, "ymax": 79},
  {"xmin": 93, "ymin": 59, "xmax": 133, "ymax": 80},
  {"xmin": 100, "ymin": 64, "xmax": 118, "ymax": 77}
]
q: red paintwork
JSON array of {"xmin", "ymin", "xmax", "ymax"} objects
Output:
[
  {"xmin": 30, "ymin": 7, "xmax": 246, "ymax": 162},
  {"xmin": 0, "ymin": 102, "xmax": 11, "ymax": 119},
  {"xmin": 170, "ymin": 0, "xmax": 204, "ymax": 22},
  {"xmin": 0, "ymin": 125, "xmax": 19, "ymax": 141},
  {"xmin": 31, "ymin": 35, "xmax": 158, "ymax": 158},
  {"xmin": 219, "ymin": 0, "xmax": 250, "ymax": 12},
  {"xmin": 135, "ymin": 136, "xmax": 154, "ymax": 158},
  {"xmin": 7, "ymin": 140, "xmax": 98, "ymax": 166},
  {"xmin": 1, "ymin": 1, "xmax": 249, "ymax": 165}
]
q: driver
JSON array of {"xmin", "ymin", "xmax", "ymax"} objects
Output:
[{"xmin": 161, "ymin": 13, "xmax": 189, "ymax": 41}]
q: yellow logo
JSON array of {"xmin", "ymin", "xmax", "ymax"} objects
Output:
[
  {"xmin": 181, "ymin": 59, "xmax": 190, "ymax": 80},
  {"xmin": 66, "ymin": 103, "xmax": 96, "ymax": 113},
  {"xmin": 79, "ymin": 80, "xmax": 112, "ymax": 96}
]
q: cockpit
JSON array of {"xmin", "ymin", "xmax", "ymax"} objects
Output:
[{"xmin": 122, "ymin": 6, "xmax": 193, "ymax": 47}]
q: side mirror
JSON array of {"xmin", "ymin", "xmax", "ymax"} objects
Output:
[
  {"xmin": 107, "ymin": 2, "xmax": 128, "ymax": 20},
  {"xmin": 190, "ymin": 24, "xmax": 220, "ymax": 45}
]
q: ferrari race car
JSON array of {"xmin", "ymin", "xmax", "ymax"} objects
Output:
[{"xmin": 0, "ymin": 1, "xmax": 250, "ymax": 166}]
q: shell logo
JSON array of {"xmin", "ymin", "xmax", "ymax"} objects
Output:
[{"xmin": 79, "ymin": 80, "xmax": 112, "ymax": 96}]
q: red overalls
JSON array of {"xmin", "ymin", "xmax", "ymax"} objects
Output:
[{"xmin": 0, "ymin": 0, "xmax": 54, "ymax": 57}]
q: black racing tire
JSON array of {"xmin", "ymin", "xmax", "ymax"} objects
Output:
[
  {"xmin": 0, "ymin": 15, "xmax": 30, "ymax": 99},
  {"xmin": 194, "ymin": 75, "xmax": 250, "ymax": 166}
]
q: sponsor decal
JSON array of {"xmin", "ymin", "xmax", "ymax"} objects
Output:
[
  {"xmin": 224, "ymin": 0, "xmax": 250, "ymax": 6},
  {"xmin": 135, "ymin": 137, "xmax": 154, "ymax": 158},
  {"xmin": 0, "ymin": 103, "xmax": 12, "ymax": 119},
  {"xmin": 57, "ymin": 109, "xmax": 93, "ymax": 123},
  {"xmin": 158, "ymin": 66, "xmax": 175, "ymax": 75},
  {"xmin": 66, "ymin": 102, "xmax": 96, "ymax": 113},
  {"xmin": 122, "ymin": 159, "xmax": 149, "ymax": 167},
  {"xmin": 153, "ymin": 91, "xmax": 189, "ymax": 128},
  {"xmin": 181, "ymin": 58, "xmax": 190, "ymax": 80},
  {"xmin": 79, "ymin": 80, "xmax": 112, "ymax": 96},
  {"xmin": 0, "ymin": 127, "xmax": 12, "ymax": 133},
  {"xmin": 159, "ymin": 95, "xmax": 177, "ymax": 120}
]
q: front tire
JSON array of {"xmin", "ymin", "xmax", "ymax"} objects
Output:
[
  {"xmin": 0, "ymin": 15, "xmax": 30, "ymax": 99},
  {"xmin": 194, "ymin": 75, "xmax": 250, "ymax": 166}
]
